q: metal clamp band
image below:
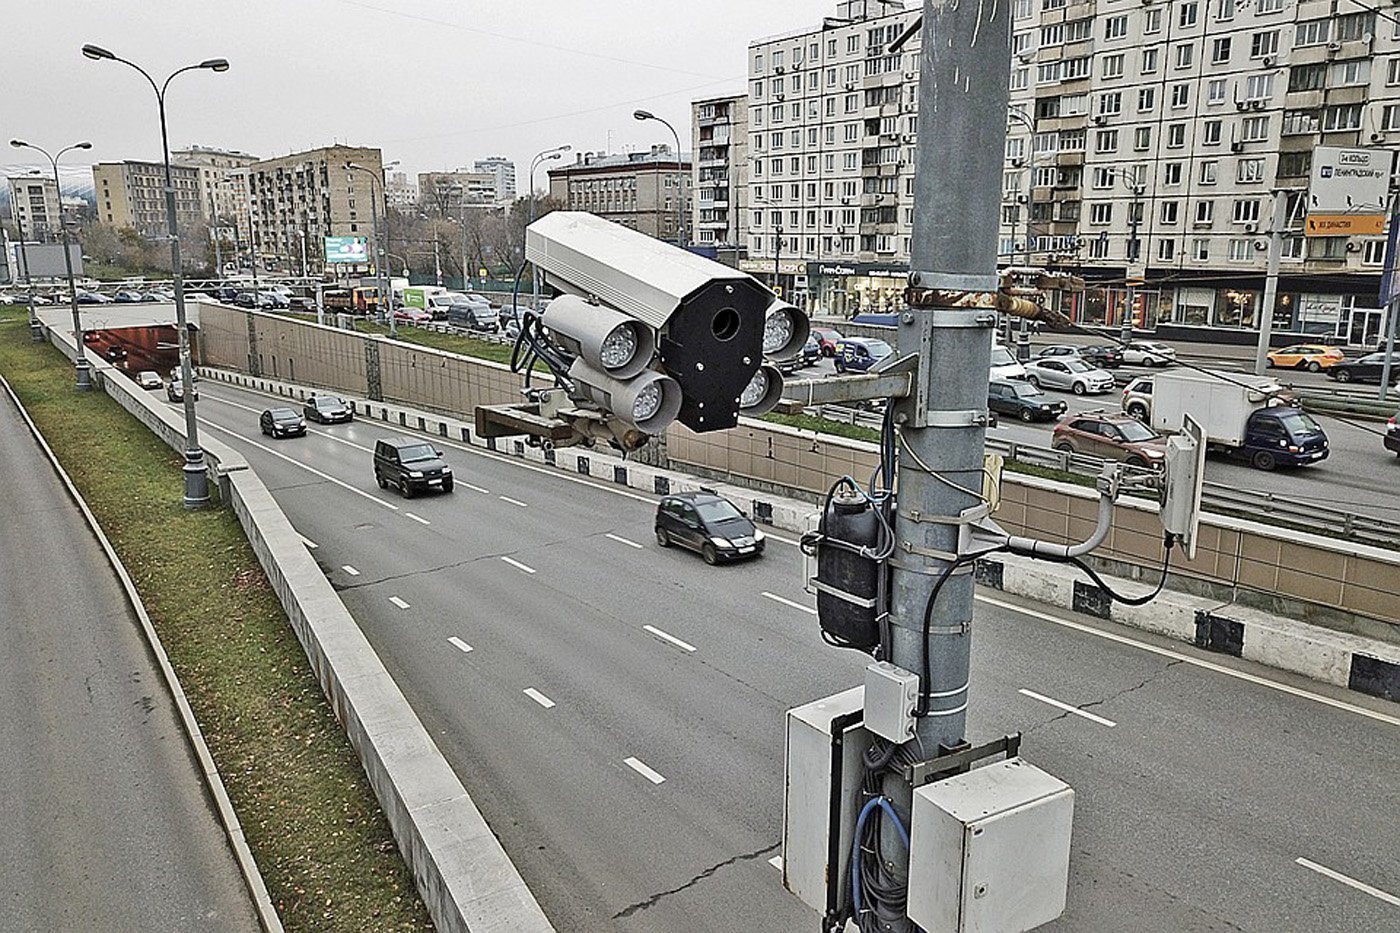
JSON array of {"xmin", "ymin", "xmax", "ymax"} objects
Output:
[
  {"xmin": 923, "ymin": 409, "xmax": 992, "ymax": 428},
  {"xmin": 908, "ymin": 270, "xmax": 998, "ymax": 291},
  {"xmin": 809, "ymin": 578, "xmax": 879, "ymax": 609}
]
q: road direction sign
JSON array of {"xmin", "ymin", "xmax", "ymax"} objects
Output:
[
  {"xmin": 1305, "ymin": 214, "xmax": 1386, "ymax": 236},
  {"xmin": 1309, "ymin": 146, "xmax": 1390, "ymax": 214}
]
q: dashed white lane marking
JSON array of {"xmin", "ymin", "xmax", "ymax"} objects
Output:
[
  {"xmin": 623, "ymin": 757, "xmax": 666, "ymax": 785},
  {"xmin": 341, "ymin": 565, "xmax": 361, "ymax": 576},
  {"xmin": 523, "ymin": 688, "xmax": 556, "ymax": 709},
  {"xmin": 499, "ymin": 495, "xmax": 528, "ymax": 508},
  {"xmin": 605, "ymin": 533, "xmax": 643, "ymax": 549},
  {"xmin": 1295, "ymin": 858, "xmax": 1400, "ymax": 908},
  {"xmin": 978, "ymin": 595, "xmax": 1400, "ymax": 728},
  {"xmin": 1018, "ymin": 688, "xmax": 1117, "ymax": 727},
  {"xmin": 643, "ymin": 624, "xmax": 696, "ymax": 653},
  {"xmin": 501, "ymin": 556, "xmax": 536, "ymax": 574},
  {"xmin": 298, "ymin": 534, "xmax": 318, "ymax": 549},
  {"xmin": 405, "ymin": 512, "xmax": 431, "ymax": 525},
  {"xmin": 389, "ymin": 596, "xmax": 411, "ymax": 610},
  {"xmin": 199, "ymin": 418, "xmax": 400, "ymax": 511},
  {"xmin": 762, "ymin": 591, "xmax": 818, "ymax": 615},
  {"xmin": 460, "ymin": 481, "xmax": 490, "ymax": 494},
  {"xmin": 448, "ymin": 637, "xmax": 473, "ymax": 654},
  {"xmin": 768, "ymin": 856, "xmax": 784, "ymax": 871}
]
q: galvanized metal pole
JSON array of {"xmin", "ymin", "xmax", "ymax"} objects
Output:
[
  {"xmin": 878, "ymin": 3, "xmax": 1011, "ymax": 928},
  {"xmin": 13, "ymin": 202, "xmax": 40, "ymax": 341},
  {"xmin": 1378, "ymin": 194, "xmax": 1400, "ymax": 401},
  {"xmin": 1254, "ymin": 192, "xmax": 1286, "ymax": 376}
]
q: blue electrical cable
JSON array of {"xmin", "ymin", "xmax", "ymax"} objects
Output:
[{"xmin": 850, "ymin": 795, "xmax": 911, "ymax": 916}]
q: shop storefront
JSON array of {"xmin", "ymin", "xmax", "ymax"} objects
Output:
[
  {"xmin": 806, "ymin": 262, "xmax": 908, "ymax": 317},
  {"xmin": 738, "ymin": 258, "xmax": 807, "ymax": 306}
]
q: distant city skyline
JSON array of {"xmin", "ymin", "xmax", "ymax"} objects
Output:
[{"xmin": 5, "ymin": 0, "xmax": 824, "ymax": 196}]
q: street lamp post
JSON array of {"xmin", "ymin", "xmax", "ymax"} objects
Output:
[
  {"xmin": 83, "ymin": 42, "xmax": 228, "ymax": 508},
  {"xmin": 10, "ymin": 139, "xmax": 94, "ymax": 389},
  {"xmin": 1105, "ymin": 167, "xmax": 1146, "ymax": 346},
  {"xmin": 633, "ymin": 110, "xmax": 685, "ymax": 247},
  {"xmin": 346, "ymin": 161, "xmax": 397, "ymax": 336},
  {"xmin": 528, "ymin": 144, "xmax": 571, "ymax": 311},
  {"xmin": 11, "ymin": 171, "xmax": 41, "ymax": 341},
  {"xmin": 1007, "ymin": 108, "xmax": 1038, "ymax": 359}
]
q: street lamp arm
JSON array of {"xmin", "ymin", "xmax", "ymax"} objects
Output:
[
  {"xmin": 106, "ymin": 54, "xmax": 162, "ymax": 98},
  {"xmin": 159, "ymin": 63, "xmax": 209, "ymax": 100}
]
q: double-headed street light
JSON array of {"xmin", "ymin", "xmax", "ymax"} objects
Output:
[
  {"xmin": 633, "ymin": 109, "xmax": 685, "ymax": 247},
  {"xmin": 10, "ymin": 139, "xmax": 94, "ymax": 387},
  {"xmin": 346, "ymin": 160, "xmax": 397, "ymax": 335},
  {"xmin": 528, "ymin": 144, "xmax": 571, "ymax": 311},
  {"xmin": 83, "ymin": 42, "xmax": 229, "ymax": 509}
]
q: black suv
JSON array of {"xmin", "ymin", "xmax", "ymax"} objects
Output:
[
  {"xmin": 654, "ymin": 491, "xmax": 765, "ymax": 564},
  {"xmin": 373, "ymin": 438, "xmax": 453, "ymax": 497},
  {"xmin": 304, "ymin": 393, "xmax": 353, "ymax": 424}
]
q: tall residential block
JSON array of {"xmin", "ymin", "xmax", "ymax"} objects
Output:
[
  {"xmin": 691, "ymin": 93, "xmax": 749, "ymax": 264},
  {"xmin": 6, "ymin": 175, "xmax": 61, "ymax": 239},
  {"xmin": 92, "ymin": 160, "xmax": 204, "ymax": 238}
]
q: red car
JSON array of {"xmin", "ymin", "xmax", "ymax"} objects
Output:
[
  {"xmin": 392, "ymin": 307, "xmax": 432, "ymax": 325},
  {"xmin": 811, "ymin": 327, "xmax": 844, "ymax": 357}
]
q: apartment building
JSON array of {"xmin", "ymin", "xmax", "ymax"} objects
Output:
[
  {"xmin": 237, "ymin": 145, "xmax": 383, "ymax": 272},
  {"xmin": 92, "ymin": 160, "xmax": 204, "ymax": 238},
  {"xmin": 386, "ymin": 170, "xmax": 418, "ymax": 208},
  {"xmin": 547, "ymin": 146, "xmax": 692, "ymax": 242},
  {"xmin": 1007, "ymin": 0, "xmax": 1400, "ymax": 343},
  {"xmin": 747, "ymin": 0, "xmax": 1400, "ymax": 343},
  {"xmin": 746, "ymin": 1, "xmax": 922, "ymax": 313},
  {"xmin": 6, "ymin": 175, "xmax": 61, "ymax": 238},
  {"xmin": 418, "ymin": 170, "xmax": 500, "ymax": 212},
  {"xmin": 691, "ymin": 93, "xmax": 749, "ymax": 264},
  {"xmin": 473, "ymin": 157, "xmax": 517, "ymax": 201},
  {"xmin": 171, "ymin": 146, "xmax": 259, "ymax": 235}
]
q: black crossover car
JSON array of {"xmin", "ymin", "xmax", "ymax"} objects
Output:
[
  {"xmin": 987, "ymin": 379, "xmax": 1066, "ymax": 423},
  {"xmin": 304, "ymin": 393, "xmax": 354, "ymax": 423},
  {"xmin": 654, "ymin": 491, "xmax": 765, "ymax": 564},
  {"xmin": 373, "ymin": 438, "xmax": 453, "ymax": 497},
  {"xmin": 260, "ymin": 407, "xmax": 306, "ymax": 438}
]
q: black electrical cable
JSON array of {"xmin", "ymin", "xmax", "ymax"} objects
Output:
[
  {"xmin": 1064, "ymin": 535, "xmax": 1175, "ymax": 606},
  {"xmin": 850, "ymin": 739, "xmax": 906, "ymax": 932}
]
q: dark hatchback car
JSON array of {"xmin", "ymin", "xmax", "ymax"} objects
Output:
[
  {"xmin": 654, "ymin": 491, "xmax": 765, "ymax": 564},
  {"xmin": 778, "ymin": 334, "xmax": 822, "ymax": 373},
  {"xmin": 304, "ymin": 393, "xmax": 354, "ymax": 424},
  {"xmin": 988, "ymin": 379, "xmax": 1066, "ymax": 422},
  {"xmin": 1326, "ymin": 351, "xmax": 1400, "ymax": 385},
  {"xmin": 1078, "ymin": 344, "xmax": 1124, "ymax": 368},
  {"xmin": 259, "ymin": 407, "xmax": 306, "ymax": 438},
  {"xmin": 374, "ymin": 438, "xmax": 453, "ymax": 497}
]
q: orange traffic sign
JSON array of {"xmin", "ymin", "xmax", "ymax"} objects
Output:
[{"xmin": 1305, "ymin": 213, "xmax": 1386, "ymax": 236}]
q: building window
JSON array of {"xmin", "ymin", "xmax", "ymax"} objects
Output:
[
  {"xmin": 1193, "ymin": 238, "xmax": 1210, "ymax": 260},
  {"xmin": 1180, "ymin": 2, "xmax": 1198, "ymax": 27},
  {"xmin": 1092, "ymin": 167, "xmax": 1115, "ymax": 189},
  {"xmin": 1240, "ymin": 115, "xmax": 1270, "ymax": 141},
  {"xmin": 1095, "ymin": 129, "xmax": 1119, "ymax": 153},
  {"xmin": 1309, "ymin": 236, "xmax": 1348, "ymax": 260},
  {"xmin": 1331, "ymin": 60, "xmax": 1370, "ymax": 87},
  {"xmin": 1134, "ymin": 127, "xmax": 1153, "ymax": 150},
  {"xmin": 1090, "ymin": 202, "xmax": 1113, "ymax": 224},
  {"xmin": 1175, "ymin": 44, "xmax": 1194, "ymax": 69},
  {"xmin": 1141, "ymin": 48, "xmax": 1159, "ymax": 75},
  {"xmin": 1245, "ymin": 74, "xmax": 1274, "ymax": 101},
  {"xmin": 1171, "ymin": 84, "xmax": 1191, "ymax": 108},
  {"xmin": 1199, "ymin": 161, "xmax": 1219, "ymax": 184},
  {"xmin": 1257, "ymin": 0, "xmax": 1283, "ymax": 12},
  {"xmin": 1167, "ymin": 124, "xmax": 1186, "ymax": 148},
  {"xmin": 1164, "ymin": 162, "xmax": 1184, "ymax": 186},
  {"xmin": 1232, "ymin": 198, "xmax": 1261, "ymax": 224},
  {"xmin": 1098, "ymin": 91, "xmax": 1123, "ymax": 116},
  {"xmin": 1195, "ymin": 199, "xmax": 1215, "ymax": 224},
  {"xmin": 1159, "ymin": 238, "xmax": 1176, "ymax": 261},
  {"xmin": 1363, "ymin": 239, "xmax": 1386, "ymax": 264},
  {"xmin": 1206, "ymin": 79, "xmax": 1226, "ymax": 105},
  {"xmin": 1335, "ymin": 11, "xmax": 1375, "ymax": 42},
  {"xmin": 1144, "ymin": 8, "xmax": 1163, "ymax": 33},
  {"xmin": 1388, "ymin": 59, "xmax": 1400, "ymax": 87},
  {"xmin": 1104, "ymin": 15, "xmax": 1128, "ymax": 40},
  {"xmin": 1289, "ymin": 63, "xmax": 1326, "ymax": 93},
  {"xmin": 1384, "ymin": 105, "xmax": 1400, "ymax": 132},
  {"xmin": 1211, "ymin": 38, "xmax": 1232, "ymax": 64},
  {"xmin": 1250, "ymin": 31, "xmax": 1279, "ymax": 58},
  {"xmin": 1237, "ymin": 158, "xmax": 1265, "ymax": 183},
  {"xmin": 1161, "ymin": 201, "xmax": 1180, "ymax": 225},
  {"xmin": 1322, "ymin": 104, "xmax": 1362, "ymax": 131},
  {"xmin": 1102, "ymin": 54, "xmax": 1125, "ymax": 79},
  {"xmin": 1296, "ymin": 19, "xmax": 1330, "ymax": 47},
  {"xmin": 1278, "ymin": 151, "xmax": 1311, "ymax": 177},
  {"xmin": 1228, "ymin": 239, "xmax": 1252, "ymax": 261},
  {"xmin": 1139, "ymin": 87, "xmax": 1156, "ymax": 112},
  {"xmin": 1283, "ymin": 109, "xmax": 1320, "ymax": 135}
]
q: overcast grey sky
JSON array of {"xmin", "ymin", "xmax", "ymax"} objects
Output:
[{"xmin": 4, "ymin": 0, "xmax": 829, "ymax": 193}]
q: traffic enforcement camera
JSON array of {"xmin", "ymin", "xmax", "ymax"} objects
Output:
[{"xmin": 526, "ymin": 212, "xmax": 809, "ymax": 436}]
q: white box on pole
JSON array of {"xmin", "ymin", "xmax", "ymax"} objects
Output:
[{"xmin": 907, "ymin": 758, "xmax": 1073, "ymax": 933}]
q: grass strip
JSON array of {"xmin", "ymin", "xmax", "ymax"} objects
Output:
[{"xmin": 0, "ymin": 306, "xmax": 431, "ymax": 931}]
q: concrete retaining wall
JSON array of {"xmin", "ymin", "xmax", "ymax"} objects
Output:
[{"xmin": 42, "ymin": 321, "xmax": 555, "ymax": 933}]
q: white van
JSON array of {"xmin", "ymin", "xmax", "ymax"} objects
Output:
[{"xmin": 990, "ymin": 342, "xmax": 1027, "ymax": 381}]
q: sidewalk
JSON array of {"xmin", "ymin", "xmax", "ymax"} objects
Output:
[{"xmin": 0, "ymin": 390, "xmax": 260, "ymax": 931}]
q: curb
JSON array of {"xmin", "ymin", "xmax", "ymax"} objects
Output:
[
  {"xmin": 202, "ymin": 367, "xmax": 1400, "ymax": 707},
  {"xmin": 0, "ymin": 372, "xmax": 284, "ymax": 932}
]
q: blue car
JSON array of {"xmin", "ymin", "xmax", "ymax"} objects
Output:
[{"xmin": 834, "ymin": 337, "xmax": 895, "ymax": 374}]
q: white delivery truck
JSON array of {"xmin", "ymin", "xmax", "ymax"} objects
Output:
[{"xmin": 1150, "ymin": 369, "xmax": 1329, "ymax": 470}]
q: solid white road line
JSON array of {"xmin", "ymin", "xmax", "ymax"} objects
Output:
[
  {"xmin": 499, "ymin": 495, "xmax": 528, "ymax": 508},
  {"xmin": 1018, "ymin": 688, "xmax": 1117, "ymax": 727},
  {"xmin": 500, "ymin": 556, "xmax": 536, "ymax": 574},
  {"xmin": 389, "ymin": 596, "xmax": 411, "ymax": 610},
  {"xmin": 405, "ymin": 512, "xmax": 431, "ymax": 525},
  {"xmin": 979, "ymin": 594, "xmax": 1400, "ymax": 728},
  {"xmin": 199, "ymin": 419, "xmax": 400, "ymax": 511},
  {"xmin": 762, "ymin": 591, "xmax": 818, "ymax": 615},
  {"xmin": 341, "ymin": 565, "xmax": 361, "ymax": 576},
  {"xmin": 448, "ymin": 637, "xmax": 474, "ymax": 654},
  {"xmin": 298, "ymin": 534, "xmax": 318, "ymax": 549},
  {"xmin": 460, "ymin": 481, "xmax": 490, "ymax": 494},
  {"xmin": 643, "ymin": 624, "xmax": 697, "ymax": 653},
  {"xmin": 768, "ymin": 856, "xmax": 784, "ymax": 871},
  {"xmin": 523, "ymin": 688, "xmax": 556, "ymax": 709},
  {"xmin": 623, "ymin": 757, "xmax": 666, "ymax": 785},
  {"xmin": 1295, "ymin": 857, "xmax": 1400, "ymax": 908},
  {"xmin": 605, "ymin": 532, "xmax": 644, "ymax": 549}
]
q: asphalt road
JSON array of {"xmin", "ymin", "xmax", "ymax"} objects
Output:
[
  {"xmin": 0, "ymin": 392, "xmax": 258, "ymax": 932},
  {"xmin": 195, "ymin": 380, "xmax": 1400, "ymax": 932}
]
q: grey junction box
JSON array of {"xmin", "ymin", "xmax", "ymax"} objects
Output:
[{"xmin": 907, "ymin": 758, "xmax": 1073, "ymax": 932}]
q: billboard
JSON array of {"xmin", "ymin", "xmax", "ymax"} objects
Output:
[
  {"xmin": 1307, "ymin": 146, "xmax": 1391, "ymax": 235},
  {"xmin": 5, "ymin": 242, "xmax": 83, "ymax": 278},
  {"xmin": 323, "ymin": 236, "xmax": 369, "ymax": 264}
]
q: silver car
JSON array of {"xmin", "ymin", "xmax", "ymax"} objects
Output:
[{"xmin": 1023, "ymin": 357, "xmax": 1116, "ymax": 395}]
